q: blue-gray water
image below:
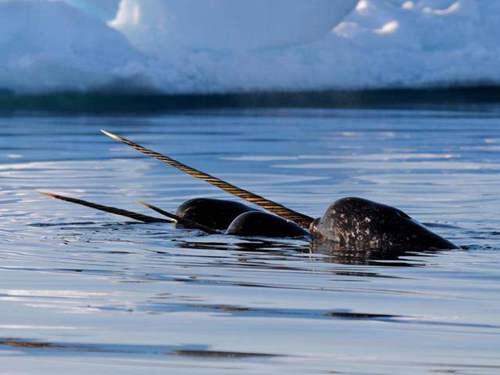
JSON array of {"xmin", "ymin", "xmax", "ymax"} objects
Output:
[{"xmin": 1, "ymin": 109, "xmax": 500, "ymax": 374}]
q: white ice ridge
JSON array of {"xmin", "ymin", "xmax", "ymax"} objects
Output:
[
  {"xmin": 111, "ymin": 0, "xmax": 358, "ymax": 51},
  {"xmin": 1, "ymin": 0, "xmax": 500, "ymax": 94}
]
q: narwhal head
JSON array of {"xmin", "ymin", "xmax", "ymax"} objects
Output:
[
  {"xmin": 176, "ymin": 198, "xmax": 256, "ymax": 230},
  {"xmin": 310, "ymin": 197, "xmax": 456, "ymax": 252}
]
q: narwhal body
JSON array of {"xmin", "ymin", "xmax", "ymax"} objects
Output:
[
  {"xmin": 226, "ymin": 211, "xmax": 309, "ymax": 237},
  {"xmin": 174, "ymin": 198, "xmax": 308, "ymax": 237},
  {"xmin": 311, "ymin": 197, "xmax": 455, "ymax": 251},
  {"xmin": 177, "ymin": 196, "xmax": 453, "ymax": 250},
  {"xmin": 176, "ymin": 198, "xmax": 255, "ymax": 231},
  {"xmin": 42, "ymin": 131, "xmax": 457, "ymax": 256}
]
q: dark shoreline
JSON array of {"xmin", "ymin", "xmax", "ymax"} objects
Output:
[{"xmin": 2, "ymin": 85, "xmax": 500, "ymax": 114}]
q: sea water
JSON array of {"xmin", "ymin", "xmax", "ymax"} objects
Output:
[{"xmin": 1, "ymin": 108, "xmax": 499, "ymax": 374}]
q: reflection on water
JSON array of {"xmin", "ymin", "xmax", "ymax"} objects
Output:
[{"xmin": 1, "ymin": 109, "xmax": 500, "ymax": 374}]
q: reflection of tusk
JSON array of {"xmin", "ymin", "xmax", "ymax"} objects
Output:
[
  {"xmin": 40, "ymin": 191, "xmax": 171, "ymax": 224},
  {"xmin": 139, "ymin": 201, "xmax": 219, "ymax": 234},
  {"xmin": 101, "ymin": 130, "xmax": 314, "ymax": 229}
]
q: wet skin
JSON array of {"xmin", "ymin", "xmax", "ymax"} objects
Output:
[
  {"xmin": 175, "ymin": 198, "xmax": 309, "ymax": 238},
  {"xmin": 225, "ymin": 211, "xmax": 309, "ymax": 237},
  {"xmin": 310, "ymin": 197, "xmax": 456, "ymax": 251},
  {"xmin": 176, "ymin": 198, "xmax": 256, "ymax": 231}
]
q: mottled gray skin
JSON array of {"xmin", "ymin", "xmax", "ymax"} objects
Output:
[
  {"xmin": 176, "ymin": 198, "xmax": 256, "ymax": 230},
  {"xmin": 226, "ymin": 211, "xmax": 309, "ymax": 238},
  {"xmin": 310, "ymin": 197, "xmax": 457, "ymax": 251}
]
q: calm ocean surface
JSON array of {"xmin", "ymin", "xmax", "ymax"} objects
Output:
[{"xmin": 1, "ymin": 108, "xmax": 500, "ymax": 374}]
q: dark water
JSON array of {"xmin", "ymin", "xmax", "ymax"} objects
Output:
[{"xmin": 1, "ymin": 109, "xmax": 500, "ymax": 374}]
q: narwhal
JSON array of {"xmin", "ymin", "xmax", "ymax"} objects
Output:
[{"xmin": 42, "ymin": 130, "xmax": 457, "ymax": 253}]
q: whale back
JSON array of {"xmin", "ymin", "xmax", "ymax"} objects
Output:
[
  {"xmin": 226, "ymin": 211, "xmax": 309, "ymax": 238},
  {"xmin": 310, "ymin": 197, "xmax": 456, "ymax": 252},
  {"xmin": 176, "ymin": 198, "xmax": 256, "ymax": 230}
]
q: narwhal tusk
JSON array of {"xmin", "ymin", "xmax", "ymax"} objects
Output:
[
  {"xmin": 101, "ymin": 130, "xmax": 315, "ymax": 229},
  {"xmin": 138, "ymin": 201, "xmax": 219, "ymax": 234},
  {"xmin": 40, "ymin": 192, "xmax": 172, "ymax": 224}
]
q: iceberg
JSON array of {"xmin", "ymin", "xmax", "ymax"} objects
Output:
[
  {"xmin": 60, "ymin": 0, "xmax": 121, "ymax": 21},
  {"xmin": 111, "ymin": 0, "xmax": 358, "ymax": 51},
  {"xmin": 0, "ymin": 0, "xmax": 140, "ymax": 93},
  {"xmin": 1, "ymin": 0, "xmax": 500, "ymax": 94}
]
